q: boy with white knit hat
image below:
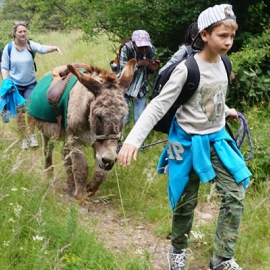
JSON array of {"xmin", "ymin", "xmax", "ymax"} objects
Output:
[{"xmin": 118, "ymin": 4, "xmax": 250, "ymax": 270}]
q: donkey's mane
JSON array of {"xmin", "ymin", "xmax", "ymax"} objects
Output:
[{"xmin": 90, "ymin": 66, "xmax": 119, "ymax": 85}]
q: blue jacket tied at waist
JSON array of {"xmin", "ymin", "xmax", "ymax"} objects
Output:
[
  {"xmin": 157, "ymin": 117, "xmax": 252, "ymax": 210},
  {"xmin": 0, "ymin": 78, "xmax": 26, "ymax": 118}
]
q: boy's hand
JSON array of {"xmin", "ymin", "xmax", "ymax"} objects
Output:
[
  {"xmin": 117, "ymin": 143, "xmax": 138, "ymax": 166},
  {"xmin": 227, "ymin": 108, "xmax": 238, "ymax": 121}
]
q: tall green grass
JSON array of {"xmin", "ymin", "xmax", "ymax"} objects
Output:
[
  {"xmin": 0, "ymin": 31, "xmax": 270, "ymax": 269},
  {"xmin": 0, "ymin": 120, "xmax": 153, "ymax": 269}
]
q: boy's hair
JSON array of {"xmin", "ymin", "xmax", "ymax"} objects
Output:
[
  {"xmin": 192, "ymin": 4, "xmax": 236, "ymax": 50},
  {"xmin": 205, "ymin": 19, "xmax": 238, "ymax": 35}
]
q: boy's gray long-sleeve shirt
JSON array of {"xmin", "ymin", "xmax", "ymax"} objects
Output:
[{"xmin": 124, "ymin": 53, "xmax": 231, "ymax": 149}]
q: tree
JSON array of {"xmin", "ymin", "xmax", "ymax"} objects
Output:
[{"xmin": 0, "ymin": 0, "xmax": 269, "ymax": 54}]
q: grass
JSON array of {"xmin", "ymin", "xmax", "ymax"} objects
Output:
[{"xmin": 0, "ymin": 31, "xmax": 270, "ymax": 269}]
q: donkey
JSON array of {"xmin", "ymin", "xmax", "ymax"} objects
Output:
[{"xmin": 25, "ymin": 59, "xmax": 136, "ymax": 200}]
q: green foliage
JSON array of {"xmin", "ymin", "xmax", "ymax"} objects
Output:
[
  {"xmin": 0, "ymin": 19, "xmax": 14, "ymax": 49},
  {"xmin": 228, "ymin": 27, "xmax": 270, "ymax": 109},
  {"xmin": 0, "ymin": 30, "xmax": 270, "ymax": 269},
  {"xmin": 1, "ymin": 0, "xmax": 269, "ymax": 54},
  {"xmin": 239, "ymin": 105, "xmax": 270, "ymax": 182},
  {"xmin": 0, "ymin": 0, "xmax": 64, "ymax": 34}
]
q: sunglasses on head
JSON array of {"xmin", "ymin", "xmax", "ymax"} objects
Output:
[{"xmin": 13, "ymin": 21, "xmax": 26, "ymax": 26}]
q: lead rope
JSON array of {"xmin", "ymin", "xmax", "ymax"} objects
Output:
[
  {"xmin": 117, "ymin": 113, "xmax": 254, "ymax": 162},
  {"xmin": 116, "ymin": 139, "xmax": 167, "ymax": 153},
  {"xmin": 235, "ymin": 112, "xmax": 254, "ymax": 161}
]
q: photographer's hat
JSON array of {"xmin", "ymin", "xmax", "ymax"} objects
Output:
[{"xmin": 132, "ymin": 30, "xmax": 152, "ymax": 47}]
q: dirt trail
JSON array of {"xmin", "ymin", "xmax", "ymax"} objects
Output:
[{"xmin": 61, "ymin": 192, "xmax": 219, "ymax": 270}]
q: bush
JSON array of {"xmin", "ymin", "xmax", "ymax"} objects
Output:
[{"xmin": 228, "ymin": 26, "xmax": 270, "ymax": 109}]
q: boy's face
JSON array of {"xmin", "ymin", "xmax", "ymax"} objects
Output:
[{"xmin": 202, "ymin": 24, "xmax": 236, "ymax": 55}]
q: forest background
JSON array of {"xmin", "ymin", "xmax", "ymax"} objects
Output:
[
  {"xmin": 0, "ymin": 0, "xmax": 270, "ymax": 270},
  {"xmin": 0, "ymin": 0, "xmax": 270, "ymax": 108}
]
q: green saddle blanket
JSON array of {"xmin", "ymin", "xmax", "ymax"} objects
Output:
[{"xmin": 25, "ymin": 73, "xmax": 78, "ymax": 128}]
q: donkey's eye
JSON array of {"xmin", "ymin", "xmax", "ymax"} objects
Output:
[{"xmin": 96, "ymin": 114, "xmax": 102, "ymax": 122}]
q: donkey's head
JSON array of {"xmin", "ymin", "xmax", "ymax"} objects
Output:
[{"xmin": 67, "ymin": 59, "xmax": 136, "ymax": 170}]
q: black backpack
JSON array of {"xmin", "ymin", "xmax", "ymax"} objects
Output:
[{"xmin": 151, "ymin": 53, "xmax": 232, "ymax": 134}]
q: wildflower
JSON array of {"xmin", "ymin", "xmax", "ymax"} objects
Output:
[
  {"xmin": 191, "ymin": 230, "xmax": 205, "ymax": 239},
  {"xmin": 33, "ymin": 235, "xmax": 44, "ymax": 241},
  {"xmin": 135, "ymin": 247, "xmax": 144, "ymax": 255},
  {"xmin": 8, "ymin": 217, "xmax": 15, "ymax": 223},
  {"xmin": 14, "ymin": 204, "xmax": 23, "ymax": 218},
  {"xmin": 3, "ymin": 241, "xmax": 10, "ymax": 247}
]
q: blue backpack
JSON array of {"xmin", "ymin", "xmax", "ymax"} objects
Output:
[{"xmin": 7, "ymin": 40, "xmax": 37, "ymax": 71}]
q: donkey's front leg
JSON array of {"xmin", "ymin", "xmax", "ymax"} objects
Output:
[
  {"xmin": 62, "ymin": 145, "xmax": 75, "ymax": 196},
  {"xmin": 67, "ymin": 137, "xmax": 88, "ymax": 200},
  {"xmin": 86, "ymin": 161, "xmax": 109, "ymax": 196},
  {"xmin": 42, "ymin": 134, "xmax": 55, "ymax": 178}
]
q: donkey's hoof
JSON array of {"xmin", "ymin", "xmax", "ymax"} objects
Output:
[
  {"xmin": 70, "ymin": 189, "xmax": 76, "ymax": 197},
  {"xmin": 74, "ymin": 190, "xmax": 85, "ymax": 200}
]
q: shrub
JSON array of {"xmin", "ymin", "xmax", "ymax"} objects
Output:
[{"xmin": 228, "ymin": 26, "xmax": 270, "ymax": 109}]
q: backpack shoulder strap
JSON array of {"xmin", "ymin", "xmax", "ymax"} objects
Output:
[
  {"xmin": 26, "ymin": 40, "xmax": 37, "ymax": 72},
  {"xmin": 178, "ymin": 53, "xmax": 200, "ymax": 105},
  {"xmin": 123, "ymin": 41, "xmax": 134, "ymax": 59},
  {"xmin": 116, "ymin": 41, "xmax": 133, "ymax": 74},
  {"xmin": 26, "ymin": 40, "xmax": 35, "ymax": 58},
  {"xmin": 220, "ymin": 55, "xmax": 232, "ymax": 83},
  {"xmin": 8, "ymin": 42, "xmax": 12, "ymax": 57},
  {"xmin": 7, "ymin": 42, "xmax": 13, "ymax": 69}
]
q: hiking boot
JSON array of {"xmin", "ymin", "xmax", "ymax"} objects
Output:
[
  {"xmin": 167, "ymin": 247, "xmax": 192, "ymax": 270},
  {"xmin": 209, "ymin": 257, "xmax": 243, "ymax": 270},
  {"xmin": 21, "ymin": 139, "xmax": 28, "ymax": 150},
  {"xmin": 29, "ymin": 134, "xmax": 38, "ymax": 147}
]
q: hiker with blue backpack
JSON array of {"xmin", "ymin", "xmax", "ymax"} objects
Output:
[
  {"xmin": 118, "ymin": 4, "xmax": 251, "ymax": 270},
  {"xmin": 117, "ymin": 30, "xmax": 160, "ymax": 125},
  {"xmin": 1, "ymin": 21, "xmax": 62, "ymax": 149}
]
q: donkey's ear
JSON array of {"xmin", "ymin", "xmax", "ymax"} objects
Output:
[
  {"xmin": 67, "ymin": 64, "xmax": 101, "ymax": 96},
  {"xmin": 118, "ymin": 58, "xmax": 136, "ymax": 90}
]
